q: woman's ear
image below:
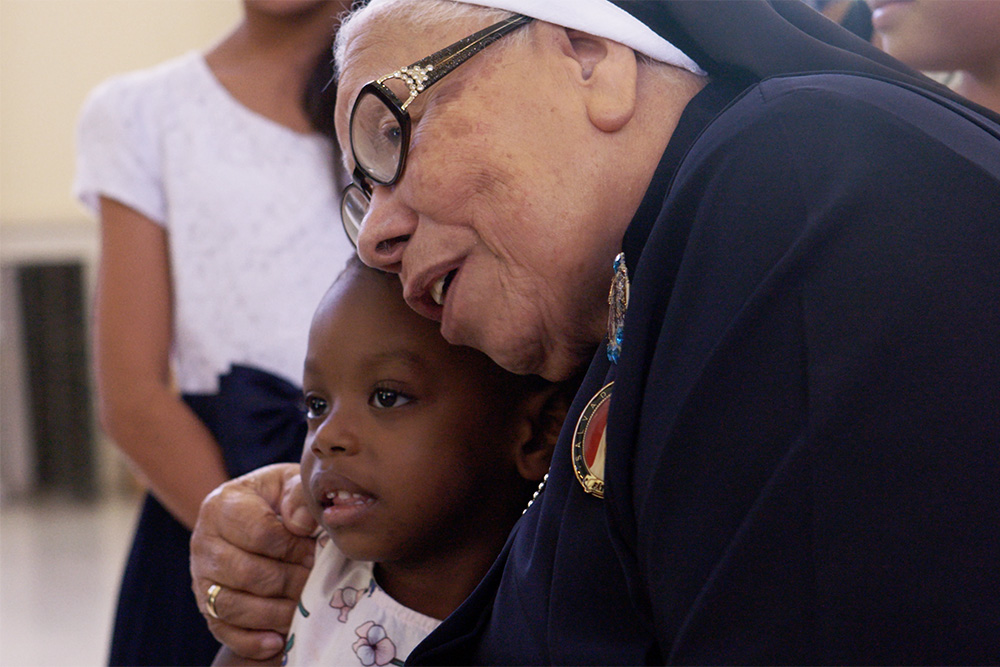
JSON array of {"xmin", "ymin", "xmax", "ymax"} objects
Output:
[
  {"xmin": 550, "ymin": 25, "xmax": 638, "ymax": 133},
  {"xmin": 511, "ymin": 380, "xmax": 578, "ymax": 483}
]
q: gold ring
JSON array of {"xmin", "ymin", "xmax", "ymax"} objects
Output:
[{"xmin": 206, "ymin": 583, "xmax": 223, "ymax": 619}]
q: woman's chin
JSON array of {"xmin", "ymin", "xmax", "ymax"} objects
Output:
[
  {"xmin": 442, "ymin": 302, "xmax": 595, "ymax": 380},
  {"xmin": 536, "ymin": 346, "xmax": 598, "ymax": 382},
  {"xmin": 481, "ymin": 343, "xmax": 545, "ymax": 377},
  {"xmin": 491, "ymin": 339, "xmax": 590, "ymax": 382},
  {"xmin": 454, "ymin": 326, "xmax": 546, "ymax": 377}
]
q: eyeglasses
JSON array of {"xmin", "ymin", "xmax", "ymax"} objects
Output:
[{"xmin": 340, "ymin": 14, "xmax": 534, "ymax": 247}]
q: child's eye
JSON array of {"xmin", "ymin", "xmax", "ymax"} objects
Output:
[
  {"xmin": 370, "ymin": 388, "xmax": 411, "ymax": 409},
  {"xmin": 304, "ymin": 394, "xmax": 329, "ymax": 419}
]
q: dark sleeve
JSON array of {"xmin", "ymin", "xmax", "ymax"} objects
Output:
[{"xmin": 607, "ymin": 76, "xmax": 1000, "ymax": 664}]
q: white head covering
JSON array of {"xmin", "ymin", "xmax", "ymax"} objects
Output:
[{"xmin": 365, "ymin": 0, "xmax": 705, "ymax": 75}]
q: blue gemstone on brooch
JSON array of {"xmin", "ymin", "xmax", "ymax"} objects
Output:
[
  {"xmin": 606, "ymin": 252, "xmax": 630, "ymax": 364},
  {"xmin": 608, "ymin": 341, "xmax": 621, "ymax": 364}
]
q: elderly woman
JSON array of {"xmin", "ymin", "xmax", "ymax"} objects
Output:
[{"xmin": 191, "ymin": 0, "xmax": 1000, "ymax": 663}]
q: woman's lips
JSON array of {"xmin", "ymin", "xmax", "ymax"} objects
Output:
[{"xmin": 404, "ymin": 265, "xmax": 460, "ymax": 322}]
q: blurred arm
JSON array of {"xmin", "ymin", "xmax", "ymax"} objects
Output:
[{"xmin": 94, "ymin": 196, "xmax": 230, "ymax": 528}]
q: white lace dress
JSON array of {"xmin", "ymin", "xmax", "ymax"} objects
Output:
[
  {"xmin": 75, "ymin": 50, "xmax": 353, "ymax": 395},
  {"xmin": 74, "ymin": 50, "xmax": 355, "ymax": 666}
]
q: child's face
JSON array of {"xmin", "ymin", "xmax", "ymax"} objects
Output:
[{"xmin": 300, "ymin": 266, "xmax": 532, "ymax": 568}]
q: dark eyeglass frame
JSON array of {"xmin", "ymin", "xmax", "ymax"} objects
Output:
[{"xmin": 341, "ymin": 14, "xmax": 534, "ymax": 246}]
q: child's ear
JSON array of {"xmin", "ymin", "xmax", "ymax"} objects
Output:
[{"xmin": 511, "ymin": 380, "xmax": 577, "ymax": 483}]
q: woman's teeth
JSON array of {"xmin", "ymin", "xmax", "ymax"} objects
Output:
[
  {"xmin": 431, "ymin": 277, "xmax": 446, "ymax": 305},
  {"xmin": 430, "ymin": 270, "xmax": 456, "ymax": 306}
]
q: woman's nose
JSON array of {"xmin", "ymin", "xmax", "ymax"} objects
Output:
[{"xmin": 356, "ymin": 187, "xmax": 414, "ymax": 273}]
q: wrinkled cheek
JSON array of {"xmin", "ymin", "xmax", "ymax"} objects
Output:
[
  {"xmin": 407, "ymin": 121, "xmax": 506, "ymax": 211},
  {"xmin": 406, "ymin": 171, "xmax": 497, "ymax": 229}
]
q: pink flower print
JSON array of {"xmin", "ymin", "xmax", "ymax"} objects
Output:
[
  {"xmin": 352, "ymin": 621, "xmax": 399, "ymax": 666},
  {"xmin": 330, "ymin": 585, "xmax": 363, "ymax": 623}
]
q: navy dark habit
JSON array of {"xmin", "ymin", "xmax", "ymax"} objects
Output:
[{"xmin": 407, "ymin": 1, "xmax": 1000, "ymax": 664}]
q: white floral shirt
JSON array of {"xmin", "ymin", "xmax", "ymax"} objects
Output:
[{"xmin": 285, "ymin": 534, "xmax": 441, "ymax": 666}]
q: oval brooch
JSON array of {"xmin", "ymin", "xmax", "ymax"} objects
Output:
[{"xmin": 572, "ymin": 381, "xmax": 612, "ymax": 498}]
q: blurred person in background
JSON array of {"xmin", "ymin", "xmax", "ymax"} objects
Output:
[
  {"xmin": 867, "ymin": 0, "xmax": 1000, "ymax": 113},
  {"xmin": 73, "ymin": 1, "xmax": 352, "ymax": 664},
  {"xmin": 806, "ymin": 0, "xmax": 874, "ymax": 40}
]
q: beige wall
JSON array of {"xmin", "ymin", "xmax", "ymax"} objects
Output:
[
  {"xmin": 0, "ymin": 0, "xmax": 242, "ymax": 226},
  {"xmin": 0, "ymin": 0, "xmax": 240, "ymax": 499}
]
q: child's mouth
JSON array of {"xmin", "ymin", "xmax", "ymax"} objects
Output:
[
  {"xmin": 323, "ymin": 490, "xmax": 373, "ymax": 507},
  {"xmin": 318, "ymin": 488, "xmax": 376, "ymax": 528}
]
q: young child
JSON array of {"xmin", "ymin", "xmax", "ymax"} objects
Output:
[{"xmin": 215, "ymin": 255, "xmax": 574, "ymax": 666}]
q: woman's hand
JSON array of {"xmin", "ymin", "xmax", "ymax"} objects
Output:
[{"xmin": 191, "ymin": 464, "xmax": 317, "ymax": 660}]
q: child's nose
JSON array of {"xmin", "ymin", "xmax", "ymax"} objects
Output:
[{"xmin": 310, "ymin": 407, "xmax": 360, "ymax": 456}]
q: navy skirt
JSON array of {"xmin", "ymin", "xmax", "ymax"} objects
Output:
[{"xmin": 108, "ymin": 365, "xmax": 306, "ymax": 666}]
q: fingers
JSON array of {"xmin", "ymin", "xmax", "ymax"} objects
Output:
[
  {"xmin": 191, "ymin": 484, "xmax": 315, "ymax": 600},
  {"xmin": 190, "ymin": 464, "xmax": 316, "ymax": 660},
  {"xmin": 193, "ymin": 570, "xmax": 307, "ymax": 660},
  {"xmin": 195, "ymin": 464, "xmax": 314, "ymax": 568},
  {"xmin": 201, "ymin": 584, "xmax": 300, "ymax": 633},
  {"xmin": 279, "ymin": 473, "xmax": 318, "ymax": 537},
  {"xmin": 206, "ymin": 583, "xmax": 223, "ymax": 619},
  {"xmin": 208, "ymin": 546, "xmax": 313, "ymax": 601},
  {"xmin": 197, "ymin": 584, "xmax": 295, "ymax": 660},
  {"xmin": 194, "ymin": 570, "xmax": 308, "ymax": 660},
  {"xmin": 194, "ymin": 577, "xmax": 288, "ymax": 661},
  {"xmin": 226, "ymin": 510, "xmax": 317, "ymax": 575},
  {"xmin": 207, "ymin": 621, "xmax": 287, "ymax": 662},
  {"xmin": 237, "ymin": 464, "xmax": 315, "ymax": 564},
  {"xmin": 212, "ymin": 644, "xmax": 284, "ymax": 666},
  {"xmin": 191, "ymin": 549, "xmax": 305, "ymax": 631}
]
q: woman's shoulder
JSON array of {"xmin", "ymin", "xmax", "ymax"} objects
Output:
[
  {"xmin": 682, "ymin": 71, "xmax": 999, "ymax": 190},
  {"xmin": 91, "ymin": 50, "xmax": 205, "ymax": 94},
  {"xmin": 74, "ymin": 52, "xmax": 211, "ymax": 217},
  {"xmin": 80, "ymin": 51, "xmax": 208, "ymax": 122},
  {"xmin": 732, "ymin": 72, "xmax": 998, "ymax": 149}
]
